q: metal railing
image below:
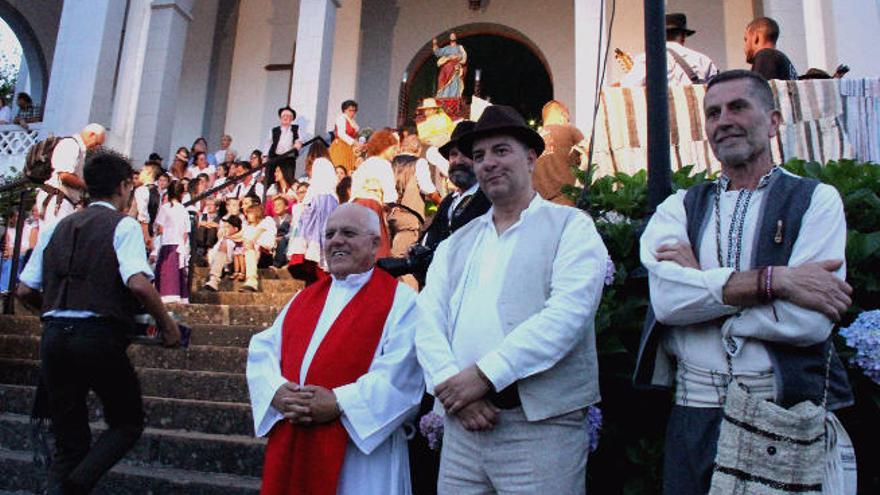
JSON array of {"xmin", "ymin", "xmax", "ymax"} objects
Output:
[{"xmin": 0, "ymin": 177, "xmax": 36, "ymax": 315}]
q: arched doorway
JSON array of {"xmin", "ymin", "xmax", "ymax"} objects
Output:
[
  {"xmin": 0, "ymin": 1, "xmax": 50, "ymax": 107},
  {"xmin": 401, "ymin": 23, "xmax": 553, "ymax": 128}
]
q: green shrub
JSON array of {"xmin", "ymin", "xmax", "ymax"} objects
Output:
[{"xmin": 568, "ymin": 160, "xmax": 879, "ymax": 494}]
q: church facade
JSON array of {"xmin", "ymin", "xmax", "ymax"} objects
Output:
[{"xmin": 6, "ymin": 0, "xmax": 880, "ymax": 167}]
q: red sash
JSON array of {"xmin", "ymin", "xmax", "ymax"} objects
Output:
[
  {"xmin": 344, "ymin": 119, "xmax": 358, "ymax": 140},
  {"xmin": 260, "ymin": 269, "xmax": 398, "ymax": 495}
]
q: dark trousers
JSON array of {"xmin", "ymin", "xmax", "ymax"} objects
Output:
[
  {"xmin": 663, "ymin": 405, "xmax": 722, "ymax": 495},
  {"xmin": 40, "ymin": 318, "xmax": 145, "ymax": 494}
]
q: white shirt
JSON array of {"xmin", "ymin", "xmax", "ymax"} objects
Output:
[
  {"xmin": 351, "ymin": 156, "xmax": 398, "ymax": 204},
  {"xmin": 19, "ymin": 202, "xmax": 154, "ymax": 318},
  {"xmin": 46, "ymin": 134, "xmax": 87, "ymax": 202},
  {"xmin": 155, "ymin": 202, "xmax": 191, "ymax": 246},
  {"xmin": 247, "ymin": 269, "xmax": 423, "ymax": 495},
  {"xmin": 272, "ymin": 125, "xmax": 296, "ymax": 156},
  {"xmin": 186, "ymin": 164, "xmax": 216, "ymax": 179},
  {"xmin": 132, "ymin": 185, "xmax": 153, "ymax": 224},
  {"xmin": 243, "ymin": 217, "xmax": 277, "ymax": 250},
  {"xmin": 416, "ymin": 194, "xmax": 608, "ymax": 392},
  {"xmin": 230, "ymin": 179, "xmax": 265, "ymax": 200},
  {"xmin": 335, "ymin": 114, "xmax": 358, "ymax": 146},
  {"xmin": 621, "ymin": 41, "xmax": 719, "ymax": 87},
  {"xmin": 0, "ymin": 106, "xmax": 12, "ymax": 123},
  {"xmin": 640, "ymin": 171, "xmax": 846, "ymax": 407}
]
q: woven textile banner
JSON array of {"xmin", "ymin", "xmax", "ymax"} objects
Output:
[{"xmin": 589, "ymin": 79, "xmax": 878, "ymax": 178}]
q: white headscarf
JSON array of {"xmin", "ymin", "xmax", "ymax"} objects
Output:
[{"xmin": 304, "ymin": 157, "xmax": 337, "ymax": 203}]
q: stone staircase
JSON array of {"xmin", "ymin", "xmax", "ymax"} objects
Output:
[{"xmin": 0, "ymin": 267, "xmax": 303, "ymax": 494}]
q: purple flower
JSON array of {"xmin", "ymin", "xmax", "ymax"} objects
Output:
[
  {"xmin": 839, "ymin": 309, "xmax": 880, "ymax": 386},
  {"xmin": 604, "ymin": 256, "xmax": 615, "ymax": 286},
  {"xmin": 419, "ymin": 411, "xmax": 444, "ymax": 451},
  {"xmin": 587, "ymin": 405, "xmax": 603, "ymax": 453}
]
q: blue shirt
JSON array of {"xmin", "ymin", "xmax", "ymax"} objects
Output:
[{"xmin": 20, "ymin": 202, "xmax": 154, "ymax": 318}]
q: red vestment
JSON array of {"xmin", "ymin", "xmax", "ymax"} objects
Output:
[{"xmin": 260, "ymin": 269, "xmax": 398, "ymax": 495}]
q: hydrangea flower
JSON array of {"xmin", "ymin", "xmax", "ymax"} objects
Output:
[
  {"xmin": 604, "ymin": 256, "xmax": 616, "ymax": 286},
  {"xmin": 419, "ymin": 411, "xmax": 444, "ymax": 451},
  {"xmin": 587, "ymin": 405, "xmax": 603, "ymax": 453},
  {"xmin": 839, "ymin": 309, "xmax": 880, "ymax": 386}
]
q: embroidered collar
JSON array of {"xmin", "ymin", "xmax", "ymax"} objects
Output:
[{"xmin": 717, "ymin": 165, "xmax": 780, "ymax": 192}]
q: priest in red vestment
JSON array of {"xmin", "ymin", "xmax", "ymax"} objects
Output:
[{"xmin": 247, "ymin": 203, "xmax": 424, "ymax": 495}]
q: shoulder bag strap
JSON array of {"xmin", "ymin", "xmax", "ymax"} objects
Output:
[{"xmin": 667, "ymin": 47, "xmax": 701, "ymax": 83}]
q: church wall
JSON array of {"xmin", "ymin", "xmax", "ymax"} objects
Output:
[
  {"xmin": 203, "ymin": 0, "xmax": 240, "ymax": 153},
  {"xmin": 605, "ymin": 0, "xmax": 755, "ymax": 85},
  {"xmin": 169, "ymin": 0, "xmax": 220, "ymax": 159},
  {"xmin": 324, "ymin": 0, "xmax": 362, "ymax": 134},
  {"xmin": 355, "ymin": 0, "xmax": 576, "ymax": 128},
  {"xmin": 224, "ymin": 0, "xmax": 300, "ymax": 158}
]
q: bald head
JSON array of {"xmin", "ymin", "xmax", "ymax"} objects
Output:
[
  {"xmin": 80, "ymin": 123, "xmax": 107, "ymax": 149},
  {"xmin": 324, "ymin": 203, "xmax": 382, "ymax": 279},
  {"xmin": 331, "ymin": 203, "xmax": 380, "ymax": 235}
]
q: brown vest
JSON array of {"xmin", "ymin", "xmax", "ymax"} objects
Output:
[{"xmin": 42, "ymin": 205, "xmax": 141, "ymax": 327}]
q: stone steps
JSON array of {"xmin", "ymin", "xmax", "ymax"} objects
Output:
[
  {"xmin": 0, "ymin": 316, "xmax": 263, "ymax": 348},
  {"xmin": 0, "ymin": 358, "xmax": 249, "ymax": 403},
  {"xmin": 0, "ymin": 384, "xmax": 255, "ymax": 436},
  {"xmin": 166, "ymin": 303, "xmax": 281, "ymax": 327},
  {"xmin": 0, "ymin": 264, "xmax": 300, "ymax": 492},
  {"xmin": 0, "ymin": 335, "xmax": 248, "ymax": 373},
  {"xmin": 190, "ymin": 289, "xmax": 293, "ymax": 307},
  {"xmin": 0, "ymin": 448, "xmax": 260, "ymax": 494},
  {"xmin": 192, "ymin": 265, "xmax": 294, "ymax": 281},
  {"xmin": 0, "ymin": 413, "xmax": 266, "ymax": 477}
]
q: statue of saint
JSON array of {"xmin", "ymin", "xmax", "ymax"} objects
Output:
[{"xmin": 432, "ymin": 33, "xmax": 467, "ymax": 99}]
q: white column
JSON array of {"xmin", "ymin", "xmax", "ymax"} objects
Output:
[
  {"xmin": 574, "ymin": 0, "xmax": 607, "ymax": 134},
  {"xmin": 325, "ymin": 0, "xmax": 362, "ymax": 132},
  {"xmin": 290, "ymin": 0, "xmax": 338, "ymax": 140},
  {"xmin": 801, "ymin": 0, "xmax": 828, "ymax": 71},
  {"xmin": 40, "ymin": 0, "xmax": 128, "ymax": 137},
  {"xmin": 130, "ymin": 0, "xmax": 194, "ymax": 163},
  {"xmin": 826, "ymin": 0, "xmax": 880, "ymax": 78},
  {"xmin": 108, "ymin": 0, "xmax": 153, "ymax": 155}
]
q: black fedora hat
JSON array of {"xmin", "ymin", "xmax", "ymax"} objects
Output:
[
  {"xmin": 439, "ymin": 120, "xmax": 476, "ymax": 159},
  {"xmin": 458, "ymin": 105, "xmax": 545, "ymax": 158},
  {"xmin": 666, "ymin": 13, "xmax": 696, "ymax": 37}
]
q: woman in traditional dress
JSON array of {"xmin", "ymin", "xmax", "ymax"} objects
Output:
[
  {"xmin": 286, "ymin": 157, "xmax": 339, "ymax": 285},
  {"xmin": 328, "ymin": 99, "xmax": 360, "ymax": 173},
  {"xmin": 153, "ymin": 181, "xmax": 191, "ymax": 303}
]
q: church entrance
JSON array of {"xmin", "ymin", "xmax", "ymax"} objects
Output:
[{"xmin": 401, "ymin": 26, "xmax": 553, "ymax": 129}]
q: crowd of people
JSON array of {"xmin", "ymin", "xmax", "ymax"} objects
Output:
[{"xmin": 6, "ymin": 11, "xmax": 860, "ymax": 494}]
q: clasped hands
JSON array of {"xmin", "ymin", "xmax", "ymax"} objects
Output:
[
  {"xmin": 435, "ymin": 365, "xmax": 501, "ymax": 432},
  {"xmin": 271, "ymin": 382, "xmax": 340, "ymax": 426},
  {"xmin": 656, "ymin": 241, "xmax": 852, "ymax": 321}
]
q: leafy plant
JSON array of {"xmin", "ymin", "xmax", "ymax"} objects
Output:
[{"xmin": 576, "ymin": 159, "xmax": 879, "ymax": 494}]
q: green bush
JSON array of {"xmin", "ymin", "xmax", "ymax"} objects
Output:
[{"xmin": 565, "ymin": 160, "xmax": 879, "ymax": 494}]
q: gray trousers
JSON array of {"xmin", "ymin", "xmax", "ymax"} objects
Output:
[{"xmin": 438, "ymin": 407, "xmax": 588, "ymax": 495}]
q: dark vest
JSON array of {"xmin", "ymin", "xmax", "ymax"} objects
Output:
[
  {"xmin": 633, "ymin": 171, "xmax": 853, "ymax": 410},
  {"xmin": 42, "ymin": 205, "xmax": 142, "ymax": 327},
  {"xmin": 421, "ymin": 188, "xmax": 491, "ymax": 251},
  {"xmin": 268, "ymin": 125, "xmax": 300, "ymax": 158}
]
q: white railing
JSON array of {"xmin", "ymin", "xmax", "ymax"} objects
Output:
[{"xmin": 0, "ymin": 123, "xmax": 42, "ymax": 176}]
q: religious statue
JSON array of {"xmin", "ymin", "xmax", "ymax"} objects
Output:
[{"xmin": 432, "ymin": 33, "xmax": 467, "ymax": 99}]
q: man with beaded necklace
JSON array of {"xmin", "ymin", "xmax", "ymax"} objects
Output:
[{"xmin": 635, "ymin": 70, "xmax": 855, "ymax": 494}]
